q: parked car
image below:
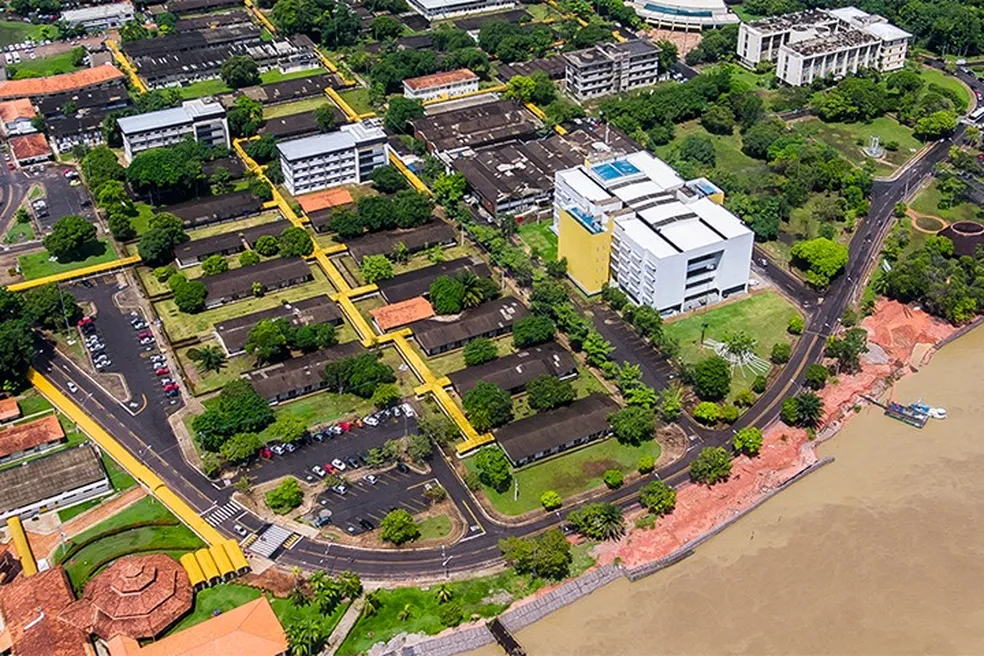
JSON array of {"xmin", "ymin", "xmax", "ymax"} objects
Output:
[
  {"xmin": 159, "ymin": 378, "xmax": 174, "ymax": 386},
  {"xmin": 95, "ymin": 360, "xmax": 112, "ymax": 370},
  {"xmin": 401, "ymin": 403, "xmax": 415, "ymax": 417},
  {"xmin": 165, "ymin": 389, "xmax": 180, "ymax": 397},
  {"xmin": 332, "ymin": 484, "xmax": 348, "ymax": 495},
  {"xmin": 233, "ymin": 524, "xmax": 248, "ymax": 537},
  {"xmin": 259, "ymin": 448, "xmax": 273, "ymax": 459},
  {"xmin": 163, "ymin": 383, "xmax": 179, "ymax": 392},
  {"xmin": 139, "ymin": 337, "xmax": 154, "ymax": 345},
  {"xmin": 362, "ymin": 415, "xmax": 379, "ymax": 427},
  {"xmin": 338, "ymin": 421, "xmax": 352, "ymax": 432},
  {"xmin": 154, "ymin": 367, "xmax": 170, "ymax": 376},
  {"xmin": 364, "ymin": 474, "xmax": 378, "ymax": 485},
  {"xmin": 396, "ymin": 463, "xmax": 409, "ymax": 474},
  {"xmin": 312, "ymin": 465, "xmax": 326, "ymax": 477},
  {"xmin": 346, "ymin": 457, "xmax": 360, "ymax": 470},
  {"xmin": 77, "ymin": 316, "xmax": 93, "ymax": 328},
  {"xmin": 324, "ymin": 463, "xmax": 338, "ymax": 475},
  {"xmin": 132, "ymin": 321, "xmax": 147, "ymax": 330},
  {"xmin": 312, "ymin": 432, "xmax": 326, "ymax": 442},
  {"xmin": 137, "ymin": 331, "xmax": 152, "ymax": 339},
  {"xmin": 359, "ymin": 518, "xmax": 374, "ymax": 530},
  {"xmin": 331, "ymin": 458, "xmax": 347, "ymax": 471},
  {"xmin": 284, "ymin": 443, "xmax": 296, "ymax": 453},
  {"xmin": 270, "ymin": 444, "xmax": 285, "ymax": 456}
]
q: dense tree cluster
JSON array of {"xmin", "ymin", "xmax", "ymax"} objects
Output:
[
  {"xmin": 429, "ymin": 272, "xmax": 498, "ymax": 315},
  {"xmin": 478, "ymin": 20, "xmax": 553, "ymax": 63},
  {"xmin": 327, "ymin": 191, "xmax": 433, "ymax": 239},
  {"xmin": 685, "ymin": 24, "xmax": 739, "ymax": 65},
  {"xmin": 43, "ymin": 215, "xmax": 97, "ymax": 262},
  {"xmin": 270, "ymin": 0, "xmax": 360, "ymax": 48},
  {"xmin": 0, "ymin": 286, "xmax": 84, "ymax": 392},
  {"xmin": 567, "ymin": 502, "xmax": 625, "ymax": 541},
  {"xmin": 689, "ymin": 446, "xmax": 732, "ymax": 485},
  {"xmin": 474, "ymin": 445, "xmax": 512, "ymax": 492},
  {"xmin": 322, "ymin": 352, "xmax": 395, "ymax": 398},
  {"xmin": 463, "ymin": 337, "xmax": 497, "ymax": 366},
  {"xmin": 191, "ymin": 379, "xmax": 274, "ymax": 451},
  {"xmin": 790, "ymin": 237, "xmax": 849, "ymax": 288},
  {"xmin": 137, "ymin": 212, "xmax": 188, "ymax": 267},
  {"xmin": 462, "ymin": 381, "xmax": 513, "ymax": 432},
  {"xmin": 464, "ymin": 223, "xmax": 535, "ymax": 286},
  {"xmin": 245, "ymin": 317, "xmax": 337, "ymax": 363},
  {"xmin": 499, "ymin": 529, "xmax": 572, "ymax": 580},
  {"xmin": 526, "ymin": 375, "xmax": 575, "ymax": 411}
]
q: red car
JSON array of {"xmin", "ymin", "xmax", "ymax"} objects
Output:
[
  {"xmin": 162, "ymin": 383, "xmax": 179, "ymax": 392},
  {"xmin": 338, "ymin": 421, "xmax": 352, "ymax": 432},
  {"xmin": 155, "ymin": 367, "xmax": 170, "ymax": 376},
  {"xmin": 63, "ymin": 169, "xmax": 73, "ymax": 176},
  {"xmin": 6, "ymin": 162, "xmax": 14, "ymax": 171},
  {"xmin": 259, "ymin": 447, "xmax": 273, "ymax": 459},
  {"xmin": 324, "ymin": 463, "xmax": 338, "ymax": 475},
  {"xmin": 77, "ymin": 316, "xmax": 93, "ymax": 327},
  {"xmin": 138, "ymin": 331, "xmax": 152, "ymax": 339}
]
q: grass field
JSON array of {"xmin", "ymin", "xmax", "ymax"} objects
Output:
[
  {"xmin": 17, "ymin": 390, "xmax": 51, "ymax": 416},
  {"xmin": 130, "ymin": 202, "xmax": 155, "ymax": 236},
  {"xmin": 18, "ymin": 240, "xmax": 119, "ymax": 280},
  {"xmin": 421, "ymin": 334, "xmax": 517, "ymax": 377},
  {"xmin": 338, "ymin": 88, "xmax": 374, "ymax": 114},
  {"xmin": 797, "ymin": 116, "xmax": 921, "ymax": 175},
  {"xmin": 0, "ymin": 20, "xmax": 48, "ymax": 46},
  {"xmin": 176, "ymin": 340, "xmax": 257, "ymax": 396},
  {"xmin": 261, "ymin": 67, "xmax": 327, "ymax": 85},
  {"xmin": 186, "ymin": 211, "xmax": 283, "ymax": 240},
  {"xmin": 9, "ymin": 50, "xmax": 81, "ymax": 79},
  {"xmin": 260, "ymin": 389, "xmax": 374, "ymax": 436},
  {"xmin": 518, "ymin": 220, "xmax": 557, "ymax": 261},
  {"xmin": 465, "ymin": 438, "xmax": 660, "ymax": 515},
  {"xmin": 3, "ymin": 219, "xmax": 34, "ymax": 244},
  {"xmin": 154, "ymin": 265, "xmax": 329, "ymax": 341},
  {"xmin": 102, "ymin": 451, "xmax": 137, "ymax": 491},
  {"xmin": 655, "ymin": 120, "xmax": 770, "ymax": 187},
  {"xmin": 390, "ymin": 244, "xmax": 475, "ymax": 276},
  {"xmin": 338, "ymin": 544, "xmax": 595, "ymax": 656},
  {"xmin": 525, "ymin": 3, "xmax": 564, "ymax": 20},
  {"xmin": 417, "ymin": 514, "xmax": 452, "ymax": 540},
  {"xmin": 919, "ymin": 66, "xmax": 971, "ymax": 110},
  {"xmin": 263, "ymin": 96, "xmax": 330, "ymax": 119},
  {"xmin": 910, "ymin": 178, "xmax": 981, "ymax": 223},
  {"xmin": 513, "ymin": 368, "xmax": 608, "ymax": 420}
]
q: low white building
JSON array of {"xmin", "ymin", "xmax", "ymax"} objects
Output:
[
  {"xmin": 627, "ymin": 0, "xmax": 738, "ymax": 30},
  {"xmin": 0, "ymin": 445, "xmax": 110, "ymax": 521},
  {"xmin": 554, "ymin": 151, "xmax": 753, "ymax": 314},
  {"xmin": 405, "ymin": 0, "xmax": 513, "ymax": 20},
  {"xmin": 564, "ymin": 40, "xmax": 661, "ymax": 101},
  {"xmin": 403, "ymin": 69, "xmax": 479, "ymax": 101},
  {"xmin": 278, "ymin": 120, "xmax": 389, "ymax": 196},
  {"xmin": 117, "ymin": 98, "xmax": 229, "ymax": 162},
  {"xmin": 0, "ymin": 99, "xmax": 36, "ymax": 136},
  {"xmin": 60, "ymin": 1, "xmax": 135, "ymax": 31},
  {"xmin": 737, "ymin": 6, "xmax": 911, "ymax": 86}
]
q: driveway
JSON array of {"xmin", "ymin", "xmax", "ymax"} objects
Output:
[{"xmin": 35, "ymin": 166, "xmax": 95, "ymax": 233}]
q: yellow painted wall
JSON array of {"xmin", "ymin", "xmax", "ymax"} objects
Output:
[{"xmin": 557, "ymin": 208, "xmax": 612, "ymax": 296}]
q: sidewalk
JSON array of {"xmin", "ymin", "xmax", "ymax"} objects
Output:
[{"xmin": 326, "ymin": 598, "xmax": 364, "ymax": 655}]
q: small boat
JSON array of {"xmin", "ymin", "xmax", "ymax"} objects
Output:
[
  {"xmin": 885, "ymin": 402, "xmax": 929, "ymax": 428},
  {"xmin": 928, "ymin": 407, "xmax": 948, "ymax": 420},
  {"xmin": 911, "ymin": 401, "xmax": 931, "ymax": 414},
  {"xmin": 913, "ymin": 400, "xmax": 947, "ymax": 420}
]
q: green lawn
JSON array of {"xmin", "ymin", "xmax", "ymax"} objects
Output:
[
  {"xmin": 0, "ymin": 20, "xmax": 49, "ymax": 46},
  {"xmin": 919, "ymin": 65, "xmax": 971, "ymax": 110},
  {"xmin": 18, "ymin": 240, "xmax": 119, "ymax": 280},
  {"xmin": 423, "ymin": 334, "xmax": 517, "ymax": 377},
  {"xmin": 464, "ymin": 438, "xmax": 660, "ymax": 515},
  {"xmin": 178, "ymin": 78, "xmax": 233, "ymax": 99},
  {"xmin": 263, "ymin": 96, "xmax": 331, "ymax": 119},
  {"xmin": 57, "ymin": 498, "xmax": 104, "ymax": 522},
  {"xmin": 390, "ymin": 244, "xmax": 475, "ymax": 276},
  {"xmin": 655, "ymin": 120, "xmax": 770, "ymax": 187},
  {"xmin": 338, "ymin": 88, "xmax": 374, "ymax": 115},
  {"xmin": 518, "ymin": 220, "xmax": 557, "ymax": 261},
  {"xmin": 663, "ymin": 291, "xmax": 799, "ymax": 366},
  {"xmin": 176, "ymin": 341, "xmax": 258, "ymax": 396},
  {"xmin": 102, "ymin": 451, "xmax": 137, "ymax": 491},
  {"xmin": 260, "ymin": 67, "xmax": 327, "ymax": 85},
  {"xmin": 154, "ymin": 265, "xmax": 329, "ymax": 341},
  {"xmin": 186, "ymin": 211, "xmax": 283, "ymax": 241},
  {"xmin": 9, "ymin": 50, "xmax": 81, "ymax": 79},
  {"xmin": 525, "ymin": 3, "xmax": 564, "ymax": 20},
  {"xmin": 3, "ymin": 219, "xmax": 34, "ymax": 244},
  {"xmin": 260, "ymin": 390, "xmax": 374, "ymax": 436},
  {"xmin": 339, "ymin": 547, "xmax": 595, "ymax": 656},
  {"xmin": 796, "ymin": 116, "xmax": 922, "ymax": 175},
  {"xmin": 910, "ymin": 178, "xmax": 981, "ymax": 223},
  {"xmin": 17, "ymin": 390, "xmax": 52, "ymax": 416},
  {"xmin": 417, "ymin": 514, "xmax": 451, "ymax": 540},
  {"xmin": 131, "ymin": 202, "xmax": 155, "ymax": 236}
]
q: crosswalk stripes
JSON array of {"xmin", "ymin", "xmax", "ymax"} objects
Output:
[{"xmin": 204, "ymin": 500, "xmax": 243, "ymax": 527}]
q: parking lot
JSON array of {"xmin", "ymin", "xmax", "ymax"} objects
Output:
[
  {"xmin": 34, "ymin": 166, "xmax": 95, "ymax": 232},
  {"xmin": 314, "ymin": 466, "xmax": 437, "ymax": 536}
]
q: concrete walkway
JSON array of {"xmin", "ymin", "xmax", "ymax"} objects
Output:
[{"xmin": 326, "ymin": 597, "xmax": 365, "ymax": 655}]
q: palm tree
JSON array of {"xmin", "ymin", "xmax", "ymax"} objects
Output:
[
  {"xmin": 435, "ymin": 583, "xmax": 453, "ymax": 605},
  {"xmin": 312, "ymin": 575, "xmax": 343, "ymax": 614},
  {"xmin": 285, "ymin": 618, "xmax": 322, "ymax": 656},
  {"xmin": 362, "ymin": 591, "xmax": 382, "ymax": 618},
  {"xmin": 397, "ymin": 603, "xmax": 413, "ymax": 622},
  {"xmin": 337, "ymin": 570, "xmax": 363, "ymax": 599},
  {"xmin": 425, "ymin": 243, "xmax": 446, "ymax": 264},
  {"xmin": 391, "ymin": 241, "xmax": 410, "ymax": 264},
  {"xmin": 593, "ymin": 503, "xmax": 626, "ymax": 541},
  {"xmin": 796, "ymin": 392, "xmax": 824, "ymax": 427},
  {"xmin": 187, "ymin": 345, "xmax": 227, "ymax": 374},
  {"xmin": 456, "ymin": 271, "xmax": 484, "ymax": 308}
]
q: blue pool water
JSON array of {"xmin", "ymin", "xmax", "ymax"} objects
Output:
[{"xmin": 592, "ymin": 159, "xmax": 640, "ymax": 181}]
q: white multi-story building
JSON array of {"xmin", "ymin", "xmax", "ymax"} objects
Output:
[
  {"xmin": 406, "ymin": 0, "xmax": 513, "ymax": 20},
  {"xmin": 60, "ymin": 1, "xmax": 135, "ymax": 31},
  {"xmin": 564, "ymin": 40, "xmax": 661, "ymax": 101},
  {"xmin": 737, "ymin": 6, "xmax": 911, "ymax": 86},
  {"xmin": 117, "ymin": 98, "xmax": 229, "ymax": 162},
  {"xmin": 554, "ymin": 151, "xmax": 752, "ymax": 314},
  {"xmin": 278, "ymin": 120, "xmax": 389, "ymax": 196},
  {"xmin": 403, "ymin": 69, "xmax": 480, "ymax": 101},
  {"xmin": 627, "ymin": 0, "xmax": 737, "ymax": 30}
]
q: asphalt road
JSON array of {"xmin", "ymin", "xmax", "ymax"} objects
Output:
[
  {"xmin": 0, "ymin": 160, "xmax": 29, "ymax": 247},
  {"xmin": 35, "ymin": 166, "xmax": 95, "ymax": 233}
]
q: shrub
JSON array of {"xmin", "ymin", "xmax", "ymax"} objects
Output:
[
  {"xmin": 639, "ymin": 479, "xmax": 676, "ymax": 516},
  {"xmin": 693, "ymin": 401, "xmax": 720, "ymax": 425},
  {"xmin": 540, "ymin": 490, "xmax": 562, "ymax": 510},
  {"xmin": 719, "ymin": 403, "xmax": 739, "ymax": 424},
  {"xmin": 771, "ymin": 341, "xmax": 791, "ymax": 364},
  {"xmin": 689, "ymin": 446, "xmax": 732, "ymax": 485},
  {"xmin": 752, "ymin": 375, "xmax": 767, "ymax": 393},
  {"xmin": 692, "ymin": 355, "xmax": 731, "ymax": 401},
  {"xmin": 733, "ymin": 426, "xmax": 763, "ymax": 456},
  {"xmin": 637, "ymin": 455, "xmax": 655, "ymax": 474},
  {"xmin": 463, "ymin": 338, "xmax": 498, "ymax": 366},
  {"xmin": 603, "ymin": 469, "xmax": 624, "ymax": 489},
  {"xmin": 804, "ymin": 363, "xmax": 829, "ymax": 390},
  {"xmin": 787, "ymin": 314, "xmax": 804, "ymax": 335},
  {"xmin": 265, "ymin": 478, "xmax": 303, "ymax": 514},
  {"xmin": 438, "ymin": 601, "xmax": 463, "ymax": 627},
  {"xmin": 734, "ymin": 389, "xmax": 756, "ymax": 407}
]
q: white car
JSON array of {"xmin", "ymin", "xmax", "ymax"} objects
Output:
[
  {"xmin": 312, "ymin": 465, "xmax": 326, "ymax": 477},
  {"xmin": 401, "ymin": 403, "xmax": 415, "ymax": 417},
  {"xmin": 331, "ymin": 458, "xmax": 347, "ymax": 471},
  {"xmin": 362, "ymin": 415, "xmax": 379, "ymax": 427},
  {"xmin": 66, "ymin": 381, "xmax": 78, "ymax": 393},
  {"xmin": 271, "ymin": 444, "xmax": 285, "ymax": 455},
  {"xmin": 364, "ymin": 474, "xmax": 378, "ymax": 485}
]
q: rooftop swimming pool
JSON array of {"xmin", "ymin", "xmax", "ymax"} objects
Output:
[{"xmin": 592, "ymin": 159, "xmax": 641, "ymax": 181}]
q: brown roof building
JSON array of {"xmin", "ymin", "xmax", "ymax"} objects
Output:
[
  {"xmin": 0, "ymin": 567, "xmax": 94, "ymax": 656},
  {"xmin": 345, "ymin": 222, "xmax": 456, "ymax": 263},
  {"xmin": 496, "ymin": 394, "xmax": 618, "ymax": 466},
  {"xmin": 0, "ymin": 414, "xmax": 64, "ymax": 463},
  {"xmin": 370, "ymin": 296, "xmax": 436, "ymax": 332},
  {"xmin": 106, "ymin": 597, "xmax": 287, "ymax": 656},
  {"xmin": 175, "ymin": 219, "xmax": 285, "ymax": 267},
  {"xmin": 376, "ymin": 257, "xmax": 491, "ymax": 304},
  {"xmin": 204, "ymin": 258, "xmax": 313, "ymax": 309},
  {"xmin": 169, "ymin": 191, "xmax": 264, "ymax": 229},
  {"xmin": 411, "ymin": 297, "xmax": 528, "ymax": 355},
  {"xmin": 9, "ymin": 133, "xmax": 51, "ymax": 165},
  {"xmin": 297, "ymin": 187, "xmax": 354, "ymax": 215},
  {"xmin": 0, "ymin": 445, "xmax": 109, "ymax": 521},
  {"xmin": 60, "ymin": 555, "xmax": 193, "ymax": 641},
  {"xmin": 241, "ymin": 342, "xmax": 364, "ymax": 402},
  {"xmin": 447, "ymin": 342, "xmax": 577, "ymax": 396},
  {"xmin": 0, "ymin": 65, "xmax": 126, "ymax": 101},
  {"xmin": 0, "ymin": 397, "xmax": 20, "ymax": 423},
  {"xmin": 411, "ymin": 99, "xmax": 541, "ymax": 154}
]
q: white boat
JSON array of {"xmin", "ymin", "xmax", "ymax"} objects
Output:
[{"xmin": 928, "ymin": 407, "xmax": 947, "ymax": 420}]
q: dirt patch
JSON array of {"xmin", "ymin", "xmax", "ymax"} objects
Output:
[
  {"xmin": 239, "ymin": 567, "xmax": 303, "ymax": 598},
  {"xmin": 638, "ymin": 28, "xmax": 703, "ymax": 58},
  {"xmin": 654, "ymin": 424, "xmax": 687, "ymax": 468},
  {"xmin": 581, "ymin": 458, "xmax": 620, "ymax": 479},
  {"xmin": 908, "ymin": 209, "xmax": 948, "ymax": 234}
]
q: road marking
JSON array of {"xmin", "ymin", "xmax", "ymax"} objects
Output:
[{"xmin": 204, "ymin": 500, "xmax": 243, "ymax": 526}]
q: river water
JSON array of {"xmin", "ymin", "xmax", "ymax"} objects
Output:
[{"xmin": 471, "ymin": 326, "xmax": 984, "ymax": 655}]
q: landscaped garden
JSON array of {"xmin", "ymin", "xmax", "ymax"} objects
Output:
[
  {"xmin": 910, "ymin": 178, "xmax": 981, "ymax": 224},
  {"xmin": 178, "ymin": 67, "xmax": 328, "ymax": 100},
  {"xmin": 18, "ymin": 240, "xmax": 119, "ymax": 280},
  {"xmin": 796, "ymin": 116, "xmax": 922, "ymax": 176}
]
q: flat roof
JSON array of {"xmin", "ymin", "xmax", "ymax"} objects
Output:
[
  {"xmin": 745, "ymin": 8, "xmax": 834, "ymax": 34},
  {"xmin": 863, "ymin": 21, "xmax": 910, "ymax": 40},
  {"xmin": 412, "ymin": 297, "xmax": 528, "ymax": 353},
  {"xmin": 559, "ymin": 168, "xmax": 610, "ymax": 203},
  {"xmin": 204, "ymin": 257, "xmax": 312, "ymax": 301},
  {"xmin": 618, "ymin": 217, "xmax": 678, "ymax": 259},
  {"xmin": 376, "ymin": 257, "xmax": 490, "ymax": 303},
  {"xmin": 447, "ymin": 341, "xmax": 577, "ymax": 396},
  {"xmin": 0, "ymin": 445, "xmax": 106, "ymax": 516},
  {"xmin": 625, "ymin": 150, "xmax": 685, "ymax": 190},
  {"xmin": 61, "ymin": 2, "xmax": 132, "ymax": 20},
  {"xmin": 118, "ymin": 99, "xmax": 223, "ymax": 135},
  {"xmin": 496, "ymin": 394, "xmax": 617, "ymax": 464},
  {"xmin": 277, "ymin": 129, "xmax": 355, "ymax": 160},
  {"xmin": 411, "ymin": 99, "xmax": 541, "ymax": 153}
]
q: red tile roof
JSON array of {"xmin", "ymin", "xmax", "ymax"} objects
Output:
[
  {"xmin": 0, "ymin": 567, "xmax": 94, "ymax": 656},
  {"xmin": 296, "ymin": 187, "xmax": 354, "ymax": 214},
  {"xmin": 370, "ymin": 296, "xmax": 435, "ymax": 331},
  {"xmin": 60, "ymin": 554, "xmax": 193, "ymax": 641},
  {"xmin": 0, "ymin": 397, "xmax": 20, "ymax": 422},
  {"xmin": 403, "ymin": 68, "xmax": 478, "ymax": 91},
  {"xmin": 0, "ymin": 99, "xmax": 36, "ymax": 124},
  {"xmin": 0, "ymin": 414, "xmax": 63, "ymax": 459},
  {"xmin": 0, "ymin": 65, "xmax": 125, "ymax": 100},
  {"xmin": 9, "ymin": 133, "xmax": 50, "ymax": 161}
]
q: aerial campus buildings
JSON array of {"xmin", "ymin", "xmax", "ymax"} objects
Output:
[
  {"xmin": 738, "ymin": 6, "xmax": 911, "ymax": 86},
  {"xmin": 405, "ymin": 0, "xmax": 514, "ymax": 21},
  {"xmin": 118, "ymin": 98, "xmax": 230, "ymax": 162},
  {"xmin": 626, "ymin": 0, "xmax": 737, "ymax": 30},
  {"xmin": 564, "ymin": 40, "xmax": 662, "ymax": 101},
  {"xmin": 277, "ymin": 121, "xmax": 389, "ymax": 196},
  {"xmin": 554, "ymin": 150, "xmax": 753, "ymax": 315}
]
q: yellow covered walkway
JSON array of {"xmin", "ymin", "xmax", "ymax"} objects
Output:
[{"xmin": 7, "ymin": 255, "xmax": 142, "ymax": 292}]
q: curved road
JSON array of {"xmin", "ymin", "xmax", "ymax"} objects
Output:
[{"xmin": 25, "ymin": 127, "xmax": 964, "ymax": 580}]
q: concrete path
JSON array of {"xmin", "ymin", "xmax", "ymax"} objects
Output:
[{"xmin": 326, "ymin": 597, "xmax": 365, "ymax": 655}]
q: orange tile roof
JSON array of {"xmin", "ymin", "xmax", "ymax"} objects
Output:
[
  {"xmin": 0, "ymin": 99, "xmax": 36, "ymax": 123},
  {"xmin": 0, "ymin": 65, "xmax": 125, "ymax": 100},
  {"xmin": 296, "ymin": 187, "xmax": 354, "ymax": 214},
  {"xmin": 105, "ymin": 597, "xmax": 287, "ymax": 656},
  {"xmin": 0, "ymin": 414, "xmax": 63, "ymax": 459},
  {"xmin": 0, "ymin": 567, "xmax": 95, "ymax": 656},
  {"xmin": 60, "ymin": 555, "xmax": 193, "ymax": 642},
  {"xmin": 9, "ymin": 133, "xmax": 50, "ymax": 161},
  {"xmin": 370, "ymin": 296, "xmax": 435, "ymax": 332},
  {"xmin": 403, "ymin": 68, "xmax": 478, "ymax": 91},
  {"xmin": 0, "ymin": 397, "xmax": 20, "ymax": 422}
]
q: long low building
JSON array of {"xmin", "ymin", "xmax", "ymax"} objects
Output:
[
  {"xmin": 411, "ymin": 297, "xmax": 528, "ymax": 356},
  {"xmin": 406, "ymin": 0, "xmax": 514, "ymax": 21},
  {"xmin": 60, "ymin": 1, "xmax": 135, "ymax": 31},
  {"xmin": 496, "ymin": 394, "xmax": 618, "ymax": 466},
  {"xmin": 214, "ymin": 295, "xmax": 343, "ymax": 356},
  {"xmin": 242, "ymin": 342, "xmax": 364, "ymax": 403},
  {"xmin": 0, "ymin": 444, "xmax": 110, "ymax": 520},
  {"xmin": 403, "ymin": 68, "xmax": 479, "ymax": 101},
  {"xmin": 627, "ymin": 0, "xmax": 738, "ymax": 30},
  {"xmin": 0, "ymin": 65, "xmax": 126, "ymax": 101},
  {"xmin": 168, "ymin": 191, "xmax": 264, "ymax": 229},
  {"xmin": 447, "ymin": 341, "xmax": 577, "ymax": 396},
  {"xmin": 411, "ymin": 99, "xmax": 541, "ymax": 156},
  {"xmin": 203, "ymin": 258, "xmax": 313, "ymax": 309},
  {"xmin": 175, "ymin": 219, "xmax": 285, "ymax": 267},
  {"xmin": 345, "ymin": 221, "xmax": 457, "ymax": 264},
  {"xmin": 0, "ymin": 414, "xmax": 64, "ymax": 465},
  {"xmin": 377, "ymin": 257, "xmax": 490, "ymax": 304}
]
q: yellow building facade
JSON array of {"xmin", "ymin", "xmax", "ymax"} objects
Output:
[{"xmin": 556, "ymin": 207, "xmax": 614, "ymax": 296}]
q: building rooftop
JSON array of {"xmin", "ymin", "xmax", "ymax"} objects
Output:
[
  {"xmin": 175, "ymin": 219, "xmax": 284, "ymax": 261},
  {"xmin": 404, "ymin": 68, "xmax": 478, "ymax": 91},
  {"xmin": 0, "ymin": 65, "xmax": 125, "ymax": 100},
  {"xmin": 165, "ymin": 0, "xmax": 240, "ymax": 14},
  {"xmin": 0, "ymin": 445, "xmax": 106, "ymax": 517},
  {"xmin": 118, "ymin": 98, "xmax": 224, "ymax": 135},
  {"xmin": 453, "ymin": 8, "xmax": 528, "ymax": 30},
  {"xmin": 215, "ymin": 295, "xmax": 342, "ymax": 354},
  {"xmin": 0, "ymin": 98, "xmax": 36, "ymax": 123},
  {"xmin": 105, "ymin": 597, "xmax": 288, "ymax": 656},
  {"xmin": 296, "ymin": 188, "xmax": 354, "ymax": 215},
  {"xmin": 497, "ymin": 55, "xmax": 567, "ymax": 80},
  {"xmin": 371, "ymin": 296, "xmax": 436, "ymax": 332},
  {"xmin": 61, "ymin": 2, "xmax": 133, "ymax": 21},
  {"xmin": 0, "ymin": 567, "xmax": 92, "ymax": 656},
  {"xmin": 377, "ymin": 257, "xmax": 490, "ymax": 304},
  {"xmin": 0, "ymin": 414, "xmax": 64, "ymax": 460},
  {"xmin": 496, "ymin": 394, "xmax": 617, "ymax": 464},
  {"xmin": 9, "ymin": 133, "xmax": 50, "ymax": 160},
  {"xmin": 447, "ymin": 341, "xmax": 577, "ymax": 396},
  {"xmin": 346, "ymin": 221, "xmax": 456, "ymax": 264},
  {"xmin": 0, "ymin": 397, "xmax": 20, "ymax": 422},
  {"xmin": 784, "ymin": 27, "xmax": 879, "ymax": 56},
  {"xmin": 278, "ymin": 122, "xmax": 386, "ymax": 161},
  {"xmin": 411, "ymin": 297, "xmax": 528, "ymax": 353},
  {"xmin": 242, "ymin": 342, "xmax": 364, "ymax": 401},
  {"xmin": 745, "ymin": 8, "xmax": 834, "ymax": 34},
  {"xmin": 60, "ymin": 554, "xmax": 193, "ymax": 641},
  {"xmin": 411, "ymin": 99, "xmax": 541, "ymax": 153},
  {"xmin": 174, "ymin": 10, "xmax": 251, "ymax": 30},
  {"xmin": 204, "ymin": 257, "xmax": 311, "ymax": 302},
  {"xmin": 260, "ymin": 110, "xmax": 329, "ymax": 140},
  {"xmin": 168, "ymin": 191, "xmax": 263, "ymax": 228},
  {"xmin": 236, "ymin": 73, "xmax": 336, "ymax": 104}
]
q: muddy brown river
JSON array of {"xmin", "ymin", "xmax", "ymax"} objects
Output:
[{"xmin": 470, "ymin": 326, "xmax": 984, "ymax": 655}]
